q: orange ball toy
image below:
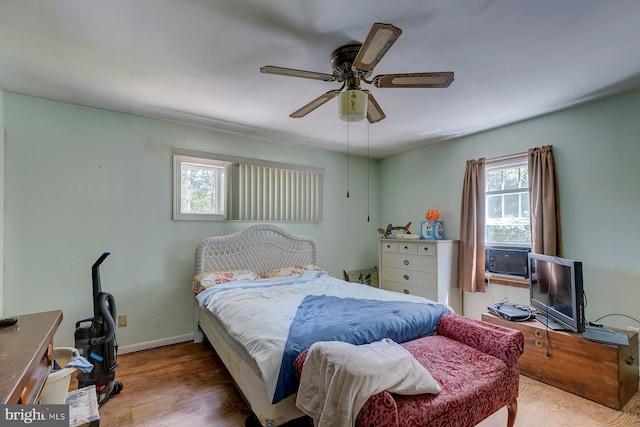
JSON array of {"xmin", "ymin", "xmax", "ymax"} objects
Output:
[{"xmin": 425, "ymin": 208, "xmax": 440, "ymax": 221}]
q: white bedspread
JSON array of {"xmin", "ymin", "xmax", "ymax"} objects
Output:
[{"xmin": 296, "ymin": 338, "xmax": 441, "ymax": 427}]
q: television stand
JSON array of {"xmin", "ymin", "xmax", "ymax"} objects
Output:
[
  {"xmin": 535, "ymin": 313, "xmax": 569, "ymax": 331},
  {"xmin": 482, "ymin": 312, "xmax": 638, "ymax": 410}
]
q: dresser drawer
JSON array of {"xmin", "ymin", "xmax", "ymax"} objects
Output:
[
  {"xmin": 381, "ymin": 241, "xmax": 398, "ymax": 252},
  {"xmin": 20, "ymin": 341, "xmax": 53, "ymax": 404},
  {"xmin": 416, "ymin": 243, "xmax": 437, "ymax": 256},
  {"xmin": 397, "ymin": 242, "xmax": 416, "ymax": 254},
  {"xmin": 381, "ymin": 252, "xmax": 437, "ymax": 273},
  {"xmin": 380, "ymin": 280, "xmax": 438, "ymax": 300},
  {"xmin": 380, "ymin": 267, "xmax": 436, "ymax": 290}
]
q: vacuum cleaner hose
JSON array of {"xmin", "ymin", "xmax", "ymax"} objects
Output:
[{"xmin": 90, "ymin": 292, "xmax": 117, "ymax": 346}]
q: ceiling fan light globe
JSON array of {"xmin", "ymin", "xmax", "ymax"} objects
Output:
[{"xmin": 338, "ymin": 89, "xmax": 367, "ymax": 122}]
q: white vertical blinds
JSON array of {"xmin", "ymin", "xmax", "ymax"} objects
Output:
[{"xmin": 231, "ymin": 163, "xmax": 323, "ymax": 222}]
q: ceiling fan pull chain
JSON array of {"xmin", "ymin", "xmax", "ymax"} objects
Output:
[
  {"xmin": 346, "ymin": 120, "xmax": 350, "ymax": 198},
  {"xmin": 367, "ymin": 121, "xmax": 371, "ymax": 222}
]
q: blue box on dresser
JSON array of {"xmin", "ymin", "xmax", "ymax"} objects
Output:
[{"xmin": 420, "ymin": 221, "xmax": 444, "ymax": 240}]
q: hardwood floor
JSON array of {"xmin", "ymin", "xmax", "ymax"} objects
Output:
[
  {"xmin": 75, "ymin": 342, "xmax": 251, "ymax": 426},
  {"xmin": 82, "ymin": 342, "xmax": 640, "ymax": 426}
]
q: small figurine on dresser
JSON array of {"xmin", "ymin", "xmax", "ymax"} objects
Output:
[{"xmin": 378, "ymin": 222, "xmax": 414, "ymax": 238}]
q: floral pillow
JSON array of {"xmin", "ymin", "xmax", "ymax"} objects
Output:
[
  {"xmin": 262, "ymin": 264, "xmax": 322, "ymax": 278},
  {"xmin": 191, "ymin": 270, "xmax": 260, "ymax": 294}
]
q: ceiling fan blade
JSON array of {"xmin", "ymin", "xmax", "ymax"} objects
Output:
[
  {"xmin": 353, "ymin": 23, "xmax": 402, "ymax": 73},
  {"xmin": 364, "ymin": 90, "xmax": 386, "ymax": 123},
  {"xmin": 290, "ymin": 90, "xmax": 340, "ymax": 118},
  {"xmin": 372, "ymin": 72, "xmax": 454, "ymax": 88},
  {"xmin": 260, "ymin": 66, "xmax": 336, "ymax": 82}
]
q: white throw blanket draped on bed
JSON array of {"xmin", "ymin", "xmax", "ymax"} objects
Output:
[{"xmin": 296, "ymin": 338, "xmax": 441, "ymax": 427}]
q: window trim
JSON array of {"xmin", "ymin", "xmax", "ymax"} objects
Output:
[
  {"xmin": 173, "ymin": 155, "xmax": 226, "ymax": 221},
  {"xmin": 484, "ymin": 154, "xmax": 531, "ymax": 288},
  {"xmin": 485, "ymin": 273, "xmax": 529, "ymax": 288},
  {"xmin": 485, "ymin": 155, "xmax": 531, "ymax": 248}
]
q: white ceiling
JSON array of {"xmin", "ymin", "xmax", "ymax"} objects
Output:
[{"xmin": 1, "ymin": 1, "xmax": 640, "ymax": 158}]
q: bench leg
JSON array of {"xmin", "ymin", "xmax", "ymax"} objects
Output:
[{"xmin": 506, "ymin": 400, "xmax": 517, "ymax": 427}]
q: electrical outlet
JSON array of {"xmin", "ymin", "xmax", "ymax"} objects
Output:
[
  {"xmin": 118, "ymin": 314, "xmax": 128, "ymax": 327},
  {"xmin": 627, "ymin": 326, "xmax": 640, "ymax": 333}
]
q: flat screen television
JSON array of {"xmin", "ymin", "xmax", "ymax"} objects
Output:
[{"xmin": 528, "ymin": 253, "xmax": 585, "ymax": 333}]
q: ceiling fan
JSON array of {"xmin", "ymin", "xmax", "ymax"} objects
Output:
[{"xmin": 260, "ymin": 23, "xmax": 454, "ymax": 123}]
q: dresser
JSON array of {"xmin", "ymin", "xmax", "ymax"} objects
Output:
[
  {"xmin": 0, "ymin": 310, "xmax": 63, "ymax": 404},
  {"xmin": 378, "ymin": 239, "xmax": 462, "ymax": 313}
]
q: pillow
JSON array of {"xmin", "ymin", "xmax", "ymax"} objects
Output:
[
  {"xmin": 262, "ymin": 264, "xmax": 322, "ymax": 278},
  {"xmin": 191, "ymin": 270, "xmax": 260, "ymax": 294}
]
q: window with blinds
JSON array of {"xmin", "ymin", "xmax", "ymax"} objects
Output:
[{"xmin": 172, "ymin": 148, "xmax": 323, "ymax": 222}]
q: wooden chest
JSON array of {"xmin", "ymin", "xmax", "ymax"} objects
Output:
[{"xmin": 482, "ymin": 313, "xmax": 639, "ymax": 409}]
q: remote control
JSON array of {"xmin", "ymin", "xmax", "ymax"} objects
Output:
[{"xmin": 0, "ymin": 316, "xmax": 19, "ymax": 327}]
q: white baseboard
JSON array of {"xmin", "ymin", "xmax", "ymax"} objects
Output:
[{"xmin": 118, "ymin": 333, "xmax": 193, "ymax": 355}]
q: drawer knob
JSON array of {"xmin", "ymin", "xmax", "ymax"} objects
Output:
[
  {"xmin": 423, "ymin": 247, "xmax": 429, "ymax": 252},
  {"xmin": 535, "ymin": 330, "xmax": 543, "ymax": 338},
  {"xmin": 386, "ymin": 244, "xmax": 391, "ymax": 249},
  {"xmin": 403, "ymin": 274, "xmax": 409, "ymax": 281},
  {"xmin": 403, "ymin": 289, "xmax": 410, "ymax": 294},
  {"xmin": 403, "ymin": 260, "xmax": 410, "ymax": 266},
  {"xmin": 403, "ymin": 245, "xmax": 409, "ymax": 250}
]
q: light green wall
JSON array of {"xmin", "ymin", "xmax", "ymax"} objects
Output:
[
  {"xmin": 2, "ymin": 93, "xmax": 381, "ymax": 348},
  {"xmin": 4, "ymin": 88, "xmax": 640, "ymax": 347},
  {"xmin": 0, "ymin": 89, "xmax": 4, "ymax": 317},
  {"xmin": 380, "ymin": 89, "xmax": 640, "ymax": 328}
]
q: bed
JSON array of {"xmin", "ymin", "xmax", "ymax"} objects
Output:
[{"xmin": 191, "ymin": 224, "xmax": 453, "ymax": 426}]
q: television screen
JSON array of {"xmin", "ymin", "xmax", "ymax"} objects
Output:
[{"xmin": 529, "ymin": 253, "xmax": 585, "ymax": 332}]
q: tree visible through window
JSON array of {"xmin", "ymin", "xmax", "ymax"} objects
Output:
[
  {"xmin": 180, "ymin": 161, "xmax": 225, "ymax": 215},
  {"xmin": 485, "ymin": 160, "xmax": 531, "ymax": 245},
  {"xmin": 174, "ymin": 156, "xmax": 226, "ymax": 220}
]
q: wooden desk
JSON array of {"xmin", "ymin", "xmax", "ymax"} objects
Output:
[{"xmin": 0, "ymin": 310, "xmax": 63, "ymax": 404}]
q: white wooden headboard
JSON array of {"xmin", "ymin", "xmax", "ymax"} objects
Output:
[{"xmin": 194, "ymin": 224, "xmax": 318, "ymax": 276}]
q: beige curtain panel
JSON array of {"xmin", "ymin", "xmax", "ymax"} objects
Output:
[
  {"xmin": 528, "ymin": 145, "xmax": 562, "ymax": 256},
  {"xmin": 457, "ymin": 158, "xmax": 486, "ymax": 293}
]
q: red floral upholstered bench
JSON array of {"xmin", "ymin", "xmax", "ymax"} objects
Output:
[{"xmin": 293, "ymin": 312, "xmax": 525, "ymax": 427}]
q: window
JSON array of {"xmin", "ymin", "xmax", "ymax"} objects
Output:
[
  {"xmin": 172, "ymin": 149, "xmax": 323, "ymax": 222},
  {"xmin": 173, "ymin": 155, "xmax": 226, "ymax": 220},
  {"xmin": 485, "ymin": 158, "xmax": 531, "ymax": 246}
]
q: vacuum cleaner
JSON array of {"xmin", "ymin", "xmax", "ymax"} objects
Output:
[{"xmin": 74, "ymin": 251, "xmax": 123, "ymax": 404}]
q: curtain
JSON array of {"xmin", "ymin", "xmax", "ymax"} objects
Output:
[
  {"xmin": 457, "ymin": 158, "xmax": 486, "ymax": 292},
  {"xmin": 528, "ymin": 145, "xmax": 562, "ymax": 255}
]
